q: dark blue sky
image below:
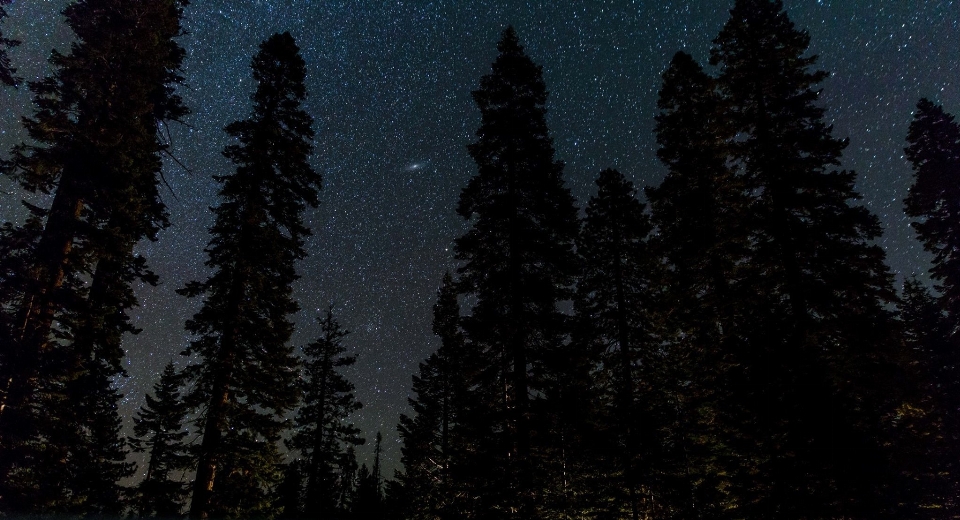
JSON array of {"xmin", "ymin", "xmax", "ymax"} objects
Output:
[{"xmin": 1, "ymin": 0, "xmax": 957, "ymax": 475}]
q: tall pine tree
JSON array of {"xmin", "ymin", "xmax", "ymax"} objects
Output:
[
  {"xmin": 0, "ymin": 0, "xmax": 187, "ymax": 513},
  {"xmin": 287, "ymin": 306, "xmax": 364, "ymax": 518},
  {"xmin": 454, "ymin": 26, "xmax": 580, "ymax": 518},
  {"xmin": 710, "ymin": 1, "xmax": 901, "ymax": 516},
  {"xmin": 131, "ymin": 361, "xmax": 192, "ymax": 518},
  {"xmin": 903, "ymin": 98, "xmax": 960, "ymax": 513},
  {"xmin": 646, "ymin": 50, "xmax": 752, "ymax": 518},
  {"xmin": 575, "ymin": 168, "xmax": 658, "ymax": 519},
  {"xmin": 396, "ymin": 273, "xmax": 469, "ymax": 520},
  {"xmin": 179, "ymin": 32, "xmax": 320, "ymax": 520}
]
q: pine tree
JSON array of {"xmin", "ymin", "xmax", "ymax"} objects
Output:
[
  {"xmin": 0, "ymin": 0, "xmax": 19, "ymax": 87},
  {"xmin": 710, "ymin": 1, "xmax": 901, "ymax": 516},
  {"xmin": 903, "ymin": 98, "xmax": 960, "ymax": 513},
  {"xmin": 396, "ymin": 273, "xmax": 468, "ymax": 520},
  {"xmin": 575, "ymin": 168, "xmax": 658, "ymax": 518},
  {"xmin": 179, "ymin": 32, "xmax": 320, "ymax": 520},
  {"xmin": 336, "ymin": 445, "xmax": 361, "ymax": 514},
  {"xmin": 646, "ymin": 50, "xmax": 751, "ymax": 518},
  {"xmin": 0, "ymin": 0, "xmax": 187, "ymax": 512},
  {"xmin": 275, "ymin": 460, "xmax": 305, "ymax": 520},
  {"xmin": 895, "ymin": 278, "xmax": 954, "ymax": 516},
  {"xmin": 355, "ymin": 445, "xmax": 384, "ymax": 520},
  {"xmin": 287, "ymin": 306, "xmax": 364, "ymax": 518},
  {"xmin": 131, "ymin": 361, "xmax": 192, "ymax": 518},
  {"xmin": 454, "ymin": 26, "xmax": 580, "ymax": 518}
]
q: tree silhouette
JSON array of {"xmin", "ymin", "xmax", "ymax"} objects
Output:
[
  {"xmin": 179, "ymin": 32, "xmax": 320, "ymax": 519},
  {"xmin": 0, "ymin": 0, "xmax": 187, "ymax": 512},
  {"xmin": 396, "ymin": 273, "xmax": 470, "ymax": 519},
  {"xmin": 576, "ymin": 168, "xmax": 658, "ymax": 518},
  {"xmin": 287, "ymin": 306, "xmax": 364, "ymax": 518},
  {"xmin": 131, "ymin": 361, "xmax": 192, "ymax": 518},
  {"xmin": 904, "ymin": 98, "xmax": 960, "ymax": 514},
  {"xmin": 454, "ymin": 26, "xmax": 580, "ymax": 518},
  {"xmin": 711, "ymin": 0, "xmax": 901, "ymax": 516}
]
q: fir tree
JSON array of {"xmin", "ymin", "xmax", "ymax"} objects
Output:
[
  {"xmin": 0, "ymin": 0, "xmax": 187, "ymax": 512},
  {"xmin": 710, "ymin": 1, "xmax": 901, "ymax": 516},
  {"xmin": 0, "ymin": 0, "xmax": 19, "ymax": 87},
  {"xmin": 904, "ymin": 99, "xmax": 960, "ymax": 337},
  {"xmin": 646, "ymin": 50, "xmax": 751, "ymax": 518},
  {"xmin": 903, "ymin": 98, "xmax": 960, "ymax": 513},
  {"xmin": 287, "ymin": 306, "xmax": 364, "ymax": 518},
  {"xmin": 895, "ymin": 278, "xmax": 955, "ymax": 516},
  {"xmin": 179, "ymin": 32, "xmax": 320, "ymax": 520},
  {"xmin": 355, "ymin": 446, "xmax": 384, "ymax": 520},
  {"xmin": 396, "ymin": 273, "xmax": 467, "ymax": 520},
  {"xmin": 131, "ymin": 361, "xmax": 192, "ymax": 518},
  {"xmin": 454, "ymin": 26, "xmax": 580, "ymax": 518},
  {"xmin": 575, "ymin": 168, "xmax": 657, "ymax": 518},
  {"xmin": 275, "ymin": 460, "xmax": 305, "ymax": 520}
]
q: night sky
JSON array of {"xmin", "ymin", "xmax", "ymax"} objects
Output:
[{"xmin": 0, "ymin": 0, "xmax": 958, "ymax": 476}]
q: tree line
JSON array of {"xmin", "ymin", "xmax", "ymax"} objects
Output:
[{"xmin": 0, "ymin": 0, "xmax": 957, "ymax": 519}]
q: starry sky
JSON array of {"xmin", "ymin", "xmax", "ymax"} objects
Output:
[{"xmin": 0, "ymin": 0, "xmax": 958, "ymax": 476}]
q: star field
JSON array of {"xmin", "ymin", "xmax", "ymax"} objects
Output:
[{"xmin": 0, "ymin": 0, "xmax": 958, "ymax": 476}]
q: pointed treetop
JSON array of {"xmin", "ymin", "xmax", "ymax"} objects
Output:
[
  {"xmin": 710, "ymin": 0, "xmax": 823, "ymax": 92},
  {"xmin": 498, "ymin": 25, "xmax": 521, "ymax": 52},
  {"xmin": 252, "ymin": 31, "xmax": 307, "ymax": 102}
]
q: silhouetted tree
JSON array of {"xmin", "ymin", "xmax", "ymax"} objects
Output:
[
  {"xmin": 179, "ymin": 32, "xmax": 320, "ymax": 520},
  {"xmin": 0, "ymin": 0, "xmax": 187, "ymax": 513},
  {"xmin": 647, "ymin": 50, "xmax": 751, "ymax": 518},
  {"xmin": 396, "ymin": 273, "xmax": 468, "ymax": 520},
  {"xmin": 895, "ymin": 277, "xmax": 954, "ymax": 516},
  {"xmin": 711, "ymin": 1, "xmax": 901, "ymax": 516},
  {"xmin": 131, "ymin": 361, "xmax": 191, "ymax": 518},
  {"xmin": 275, "ymin": 460, "xmax": 305, "ymax": 520},
  {"xmin": 287, "ymin": 307, "xmax": 364, "ymax": 518},
  {"xmin": 454, "ymin": 26, "xmax": 580, "ymax": 518},
  {"xmin": 0, "ymin": 0, "xmax": 19, "ymax": 87},
  {"xmin": 355, "ymin": 439, "xmax": 384, "ymax": 520},
  {"xmin": 903, "ymin": 97, "xmax": 960, "ymax": 513},
  {"xmin": 575, "ymin": 168, "xmax": 658, "ymax": 518}
]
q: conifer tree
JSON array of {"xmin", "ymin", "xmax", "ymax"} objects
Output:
[
  {"xmin": 275, "ymin": 460, "xmax": 305, "ymax": 520},
  {"xmin": 397, "ymin": 273, "xmax": 468, "ymax": 520},
  {"xmin": 895, "ymin": 278, "xmax": 955, "ymax": 516},
  {"xmin": 0, "ymin": 0, "xmax": 19, "ymax": 87},
  {"xmin": 0, "ymin": 0, "xmax": 187, "ymax": 513},
  {"xmin": 710, "ymin": 1, "xmax": 901, "ymax": 516},
  {"xmin": 355, "ymin": 441, "xmax": 384, "ymax": 520},
  {"xmin": 905, "ymin": 99, "xmax": 960, "ymax": 337},
  {"xmin": 287, "ymin": 306, "xmax": 364, "ymax": 518},
  {"xmin": 336, "ymin": 445, "xmax": 361, "ymax": 514},
  {"xmin": 903, "ymin": 98, "xmax": 960, "ymax": 512},
  {"xmin": 646, "ymin": 50, "xmax": 751, "ymax": 518},
  {"xmin": 131, "ymin": 361, "xmax": 192, "ymax": 518},
  {"xmin": 575, "ymin": 168, "xmax": 657, "ymax": 519},
  {"xmin": 179, "ymin": 32, "xmax": 320, "ymax": 520},
  {"xmin": 454, "ymin": 26, "xmax": 580, "ymax": 518}
]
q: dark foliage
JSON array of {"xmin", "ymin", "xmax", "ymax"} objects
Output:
[
  {"xmin": 453, "ymin": 26, "xmax": 581, "ymax": 518},
  {"xmin": 178, "ymin": 32, "xmax": 319, "ymax": 519},
  {"xmin": 647, "ymin": 50, "xmax": 751, "ymax": 519},
  {"xmin": 710, "ymin": 1, "xmax": 903, "ymax": 517},
  {"xmin": 903, "ymin": 98, "xmax": 960, "ymax": 514},
  {"xmin": 287, "ymin": 306, "xmax": 365, "ymax": 518},
  {"xmin": 131, "ymin": 361, "xmax": 192, "ymax": 517},
  {"xmin": 0, "ymin": 0, "xmax": 187, "ymax": 513},
  {"xmin": 396, "ymin": 273, "xmax": 470, "ymax": 520},
  {"xmin": 575, "ymin": 168, "xmax": 658, "ymax": 518}
]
